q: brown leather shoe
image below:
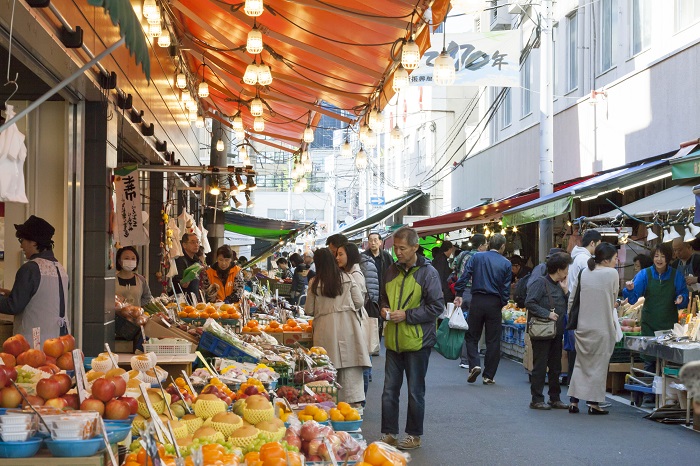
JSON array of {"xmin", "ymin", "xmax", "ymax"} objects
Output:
[{"xmin": 548, "ymin": 400, "xmax": 569, "ymax": 409}]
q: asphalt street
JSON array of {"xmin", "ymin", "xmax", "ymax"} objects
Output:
[{"xmin": 360, "ymin": 348, "xmax": 699, "ymax": 466}]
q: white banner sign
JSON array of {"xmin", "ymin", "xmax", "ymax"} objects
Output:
[
  {"xmin": 410, "ymin": 31, "xmax": 521, "ymax": 87},
  {"xmin": 114, "ymin": 168, "xmax": 147, "ymax": 246}
]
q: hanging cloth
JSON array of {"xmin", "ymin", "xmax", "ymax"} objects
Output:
[
  {"xmin": 199, "ymin": 219, "xmax": 211, "ymax": 254},
  {"xmin": 0, "ymin": 105, "xmax": 28, "ymax": 203}
]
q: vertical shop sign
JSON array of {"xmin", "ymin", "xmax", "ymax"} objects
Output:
[{"xmin": 114, "ymin": 166, "xmax": 147, "ymax": 246}]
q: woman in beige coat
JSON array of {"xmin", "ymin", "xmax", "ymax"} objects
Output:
[
  {"xmin": 567, "ymin": 242, "xmax": 620, "ymax": 415},
  {"xmin": 306, "ymin": 248, "xmax": 371, "ymax": 404}
]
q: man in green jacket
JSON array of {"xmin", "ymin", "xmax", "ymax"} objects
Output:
[{"xmin": 379, "ymin": 227, "xmax": 444, "ymax": 450}]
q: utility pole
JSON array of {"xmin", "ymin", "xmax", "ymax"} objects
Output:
[{"xmin": 538, "ymin": 0, "xmax": 554, "ymax": 262}]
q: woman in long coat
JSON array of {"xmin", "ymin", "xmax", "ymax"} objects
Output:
[
  {"xmin": 305, "ymin": 248, "xmax": 371, "ymax": 404},
  {"xmin": 568, "ymin": 242, "xmax": 620, "ymax": 415}
]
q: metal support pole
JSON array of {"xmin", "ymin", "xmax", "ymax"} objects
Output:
[
  {"xmin": 0, "ymin": 38, "xmax": 125, "ymax": 134},
  {"xmin": 538, "ymin": 0, "xmax": 554, "ymax": 262}
]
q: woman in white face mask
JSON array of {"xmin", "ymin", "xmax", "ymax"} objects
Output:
[{"xmin": 115, "ymin": 247, "xmax": 153, "ymax": 349}]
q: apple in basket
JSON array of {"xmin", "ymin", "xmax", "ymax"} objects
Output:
[
  {"xmin": 17, "ymin": 349, "xmax": 46, "ymax": 368},
  {"xmin": 44, "ymin": 398, "xmax": 68, "ymax": 410},
  {"xmin": 36, "ymin": 378, "xmax": 63, "ymax": 401},
  {"xmin": 50, "ymin": 373, "xmax": 72, "ymax": 396},
  {"xmin": 105, "ymin": 399, "xmax": 131, "ymax": 420},
  {"xmin": 43, "ymin": 338, "xmax": 65, "ymax": 358},
  {"xmin": 0, "ymin": 385, "xmax": 25, "ymax": 408},
  {"xmin": 0, "ymin": 353, "xmax": 16, "ymax": 367},
  {"xmin": 62, "ymin": 393, "xmax": 80, "ymax": 410},
  {"xmin": 56, "ymin": 352, "xmax": 75, "ymax": 371},
  {"xmin": 91, "ymin": 378, "xmax": 116, "ymax": 403},
  {"xmin": 118, "ymin": 396, "xmax": 138, "ymax": 415},
  {"xmin": 22, "ymin": 395, "xmax": 45, "ymax": 409},
  {"xmin": 2, "ymin": 334, "xmax": 30, "ymax": 357},
  {"xmin": 80, "ymin": 398, "xmax": 105, "ymax": 416},
  {"xmin": 59, "ymin": 334, "xmax": 76, "ymax": 353},
  {"xmin": 106, "ymin": 376, "xmax": 126, "ymax": 398}
]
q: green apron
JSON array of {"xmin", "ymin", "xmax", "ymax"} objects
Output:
[{"xmin": 641, "ymin": 268, "xmax": 678, "ymax": 336}]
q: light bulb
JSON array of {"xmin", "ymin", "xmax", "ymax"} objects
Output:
[
  {"xmin": 143, "ymin": 0, "xmax": 158, "ymax": 19},
  {"xmin": 355, "ymin": 148, "xmax": 367, "ymax": 170},
  {"xmin": 188, "ymin": 109, "xmax": 197, "ymax": 122},
  {"xmin": 390, "ymin": 125, "xmax": 403, "ymax": 147},
  {"xmin": 433, "ymin": 49, "xmax": 455, "ymax": 86},
  {"xmin": 359, "ymin": 124, "xmax": 369, "ymax": 144},
  {"xmin": 180, "ymin": 89, "xmax": 190, "ymax": 104},
  {"xmin": 392, "ymin": 65, "xmax": 409, "ymax": 92},
  {"xmin": 401, "ymin": 38, "xmax": 420, "ymax": 70},
  {"xmin": 239, "ymin": 146, "xmax": 247, "ymax": 160},
  {"xmin": 157, "ymin": 32, "xmax": 171, "ymax": 48},
  {"xmin": 186, "ymin": 99, "xmax": 198, "ymax": 111},
  {"xmin": 246, "ymin": 175, "xmax": 257, "ymax": 191},
  {"xmin": 232, "ymin": 115, "xmax": 243, "ymax": 131},
  {"xmin": 302, "ymin": 149, "xmax": 309, "ymax": 161},
  {"xmin": 209, "ymin": 184, "xmax": 220, "ymax": 196},
  {"xmin": 303, "ymin": 126, "xmax": 314, "ymax": 143},
  {"xmin": 235, "ymin": 128, "xmax": 246, "ymax": 140},
  {"xmin": 244, "ymin": 0, "xmax": 263, "ymax": 17},
  {"xmin": 198, "ymin": 82, "xmax": 209, "ymax": 98},
  {"xmin": 340, "ymin": 139, "xmax": 352, "ymax": 157},
  {"xmin": 195, "ymin": 116, "xmax": 205, "ymax": 128},
  {"xmin": 365, "ymin": 128, "xmax": 376, "ymax": 148},
  {"xmin": 236, "ymin": 174, "xmax": 246, "ymax": 190},
  {"xmin": 257, "ymin": 63, "xmax": 272, "ymax": 86},
  {"xmin": 250, "ymin": 97, "xmax": 264, "ymax": 117},
  {"xmin": 243, "ymin": 63, "xmax": 259, "ymax": 85},
  {"xmin": 148, "ymin": 21, "xmax": 161, "ymax": 38},
  {"xmin": 303, "ymin": 158, "xmax": 312, "ymax": 173},
  {"xmin": 369, "ymin": 108, "xmax": 383, "ymax": 132},
  {"xmin": 176, "ymin": 73, "xmax": 187, "ymax": 89},
  {"xmin": 216, "ymin": 139, "xmax": 224, "ymax": 152},
  {"xmin": 246, "ymin": 26, "xmax": 263, "ymax": 54},
  {"xmin": 254, "ymin": 116, "xmax": 265, "ymax": 132}
]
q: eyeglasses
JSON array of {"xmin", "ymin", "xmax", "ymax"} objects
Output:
[
  {"xmin": 17, "ymin": 238, "xmax": 24, "ymax": 244},
  {"xmin": 185, "ymin": 240, "xmax": 200, "ymax": 245}
]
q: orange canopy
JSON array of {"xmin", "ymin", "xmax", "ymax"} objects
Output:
[{"xmin": 167, "ymin": 0, "xmax": 449, "ymax": 147}]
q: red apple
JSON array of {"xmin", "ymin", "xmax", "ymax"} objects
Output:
[
  {"xmin": 61, "ymin": 393, "xmax": 80, "ymax": 410},
  {"xmin": 38, "ymin": 365, "xmax": 59, "ymax": 375},
  {"xmin": 17, "ymin": 349, "xmax": 47, "ymax": 368},
  {"xmin": 1, "ymin": 366, "xmax": 17, "ymax": 382},
  {"xmin": 104, "ymin": 399, "xmax": 130, "ymax": 420},
  {"xmin": 0, "ymin": 353, "xmax": 16, "ymax": 367},
  {"xmin": 44, "ymin": 397, "xmax": 68, "ymax": 410},
  {"xmin": 106, "ymin": 376, "xmax": 126, "ymax": 398},
  {"xmin": 56, "ymin": 353, "xmax": 75, "ymax": 371},
  {"xmin": 50, "ymin": 373, "xmax": 72, "ymax": 395},
  {"xmin": 91, "ymin": 378, "xmax": 116, "ymax": 403},
  {"xmin": 2, "ymin": 335, "xmax": 30, "ymax": 357},
  {"xmin": 0, "ymin": 386, "xmax": 26, "ymax": 408},
  {"xmin": 43, "ymin": 338, "xmax": 65, "ymax": 358},
  {"xmin": 36, "ymin": 378, "xmax": 62, "ymax": 401},
  {"xmin": 118, "ymin": 396, "xmax": 138, "ymax": 415},
  {"xmin": 59, "ymin": 335, "xmax": 76, "ymax": 354},
  {"xmin": 22, "ymin": 395, "xmax": 45, "ymax": 409},
  {"xmin": 45, "ymin": 355, "xmax": 56, "ymax": 365},
  {"xmin": 0, "ymin": 369, "xmax": 7, "ymax": 389},
  {"xmin": 80, "ymin": 398, "xmax": 105, "ymax": 416}
]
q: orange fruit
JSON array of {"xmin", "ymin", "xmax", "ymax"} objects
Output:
[
  {"xmin": 245, "ymin": 452, "xmax": 261, "ymax": 463},
  {"xmin": 259, "ymin": 442, "xmax": 286, "ymax": 461},
  {"xmin": 269, "ymin": 321, "xmax": 280, "ymax": 328},
  {"xmin": 363, "ymin": 443, "xmax": 389, "ymax": 465}
]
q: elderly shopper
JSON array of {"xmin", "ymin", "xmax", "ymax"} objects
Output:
[
  {"xmin": 205, "ymin": 245, "xmax": 243, "ymax": 303},
  {"xmin": 525, "ymin": 252, "xmax": 572, "ymax": 410},
  {"xmin": 305, "ymin": 248, "xmax": 370, "ymax": 405}
]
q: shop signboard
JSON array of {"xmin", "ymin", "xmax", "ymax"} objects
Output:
[
  {"xmin": 410, "ymin": 31, "xmax": 520, "ymax": 87},
  {"xmin": 114, "ymin": 166, "xmax": 147, "ymax": 246}
]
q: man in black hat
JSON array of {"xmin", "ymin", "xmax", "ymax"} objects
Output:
[{"xmin": 0, "ymin": 215, "xmax": 69, "ymax": 344}]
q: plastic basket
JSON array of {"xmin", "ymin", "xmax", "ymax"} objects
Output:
[
  {"xmin": 143, "ymin": 338, "xmax": 195, "ymax": 355},
  {"xmin": 198, "ymin": 332, "xmax": 260, "ymax": 363},
  {"xmin": 615, "ymin": 331, "xmax": 641, "ymax": 349}
]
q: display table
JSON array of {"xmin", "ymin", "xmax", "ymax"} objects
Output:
[
  {"xmin": 624, "ymin": 336, "xmax": 700, "ymax": 424},
  {"xmin": 0, "ymin": 449, "xmax": 104, "ymax": 465},
  {"xmin": 116, "ymin": 353, "xmax": 197, "ymax": 380}
]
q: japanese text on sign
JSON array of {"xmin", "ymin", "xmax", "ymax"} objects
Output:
[{"xmin": 114, "ymin": 169, "xmax": 147, "ymax": 246}]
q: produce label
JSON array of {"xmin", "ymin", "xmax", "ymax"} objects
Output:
[
  {"xmin": 32, "ymin": 327, "xmax": 40, "ymax": 350},
  {"xmin": 139, "ymin": 383, "xmax": 166, "ymax": 443},
  {"xmin": 323, "ymin": 438, "xmax": 339, "ymax": 466},
  {"xmin": 98, "ymin": 417, "xmax": 119, "ymax": 466},
  {"xmin": 72, "ymin": 349, "xmax": 89, "ymax": 403},
  {"xmin": 181, "ymin": 369, "xmax": 197, "ymax": 395}
]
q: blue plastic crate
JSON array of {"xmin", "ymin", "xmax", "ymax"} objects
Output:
[{"xmin": 198, "ymin": 332, "xmax": 260, "ymax": 363}]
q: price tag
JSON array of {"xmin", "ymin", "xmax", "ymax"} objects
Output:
[
  {"xmin": 169, "ymin": 377, "xmax": 192, "ymax": 414},
  {"xmin": 103, "ymin": 343, "xmax": 119, "ymax": 369},
  {"xmin": 98, "ymin": 417, "xmax": 119, "ymax": 466},
  {"xmin": 303, "ymin": 385, "xmax": 315, "ymax": 397},
  {"xmin": 72, "ymin": 349, "xmax": 88, "ymax": 403},
  {"xmin": 32, "ymin": 328, "xmax": 41, "ymax": 350},
  {"xmin": 181, "ymin": 370, "xmax": 198, "ymax": 396},
  {"xmin": 195, "ymin": 351, "xmax": 218, "ymax": 376},
  {"xmin": 162, "ymin": 318, "xmax": 172, "ymax": 328},
  {"xmin": 323, "ymin": 438, "xmax": 339, "ymax": 466},
  {"xmin": 138, "ymin": 383, "xmax": 166, "ymax": 444}
]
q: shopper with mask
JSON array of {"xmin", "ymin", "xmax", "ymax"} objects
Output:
[{"xmin": 114, "ymin": 246, "xmax": 153, "ymax": 346}]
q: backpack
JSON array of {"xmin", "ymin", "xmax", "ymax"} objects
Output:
[{"xmin": 514, "ymin": 272, "xmax": 532, "ymax": 308}]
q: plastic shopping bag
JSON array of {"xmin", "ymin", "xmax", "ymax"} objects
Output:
[
  {"xmin": 448, "ymin": 305, "xmax": 469, "ymax": 331},
  {"xmin": 434, "ymin": 317, "xmax": 465, "ymax": 360}
]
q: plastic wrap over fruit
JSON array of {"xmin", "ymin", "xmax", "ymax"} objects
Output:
[{"xmin": 361, "ymin": 441, "xmax": 411, "ymax": 465}]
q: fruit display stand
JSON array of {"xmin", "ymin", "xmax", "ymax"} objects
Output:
[
  {"xmin": 116, "ymin": 353, "xmax": 197, "ymax": 379},
  {"xmin": 0, "ymin": 448, "xmax": 108, "ymax": 466}
]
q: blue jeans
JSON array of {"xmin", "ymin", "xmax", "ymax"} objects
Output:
[{"xmin": 381, "ymin": 347, "xmax": 431, "ymax": 437}]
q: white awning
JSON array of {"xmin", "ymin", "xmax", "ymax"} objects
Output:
[{"xmin": 585, "ymin": 183, "xmax": 695, "ymax": 222}]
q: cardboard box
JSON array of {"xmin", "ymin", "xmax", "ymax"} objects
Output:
[
  {"xmin": 144, "ymin": 316, "xmax": 198, "ymax": 344},
  {"xmin": 283, "ymin": 331, "xmax": 313, "ymax": 348}
]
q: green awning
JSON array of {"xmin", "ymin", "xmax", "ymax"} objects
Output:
[
  {"xmin": 670, "ymin": 145, "xmax": 700, "ymax": 180},
  {"xmin": 224, "ymin": 211, "xmax": 308, "ymax": 241},
  {"xmin": 502, "ymin": 196, "xmax": 573, "ymax": 227}
]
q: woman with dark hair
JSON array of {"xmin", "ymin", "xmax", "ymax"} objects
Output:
[
  {"xmin": 623, "ymin": 243, "xmax": 688, "ymax": 403},
  {"xmin": 568, "ymin": 243, "xmax": 621, "ymax": 415},
  {"xmin": 525, "ymin": 252, "xmax": 572, "ymax": 410},
  {"xmin": 205, "ymin": 245, "xmax": 243, "ymax": 303},
  {"xmin": 306, "ymin": 248, "xmax": 370, "ymax": 404},
  {"xmin": 289, "ymin": 252, "xmax": 308, "ymax": 304},
  {"xmin": 633, "ymin": 254, "xmax": 653, "ymax": 273},
  {"xmin": 114, "ymin": 246, "xmax": 153, "ymax": 348}
]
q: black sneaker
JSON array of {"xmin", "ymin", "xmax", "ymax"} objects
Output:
[
  {"xmin": 467, "ymin": 366, "xmax": 481, "ymax": 383},
  {"xmin": 482, "ymin": 377, "xmax": 495, "ymax": 385}
]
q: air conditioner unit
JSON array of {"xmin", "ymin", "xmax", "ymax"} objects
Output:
[{"xmin": 490, "ymin": 3, "xmax": 513, "ymax": 31}]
